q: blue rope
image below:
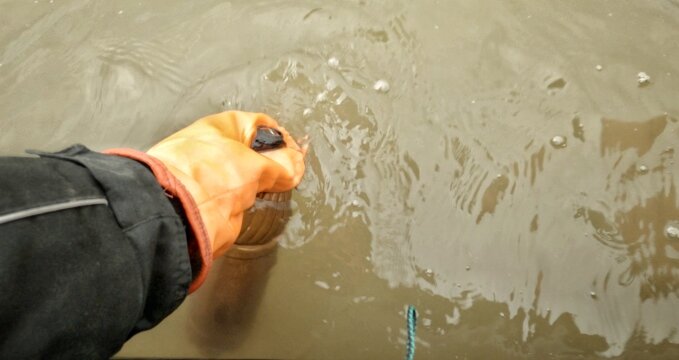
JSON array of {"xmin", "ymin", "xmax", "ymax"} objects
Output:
[{"xmin": 405, "ymin": 305, "xmax": 417, "ymax": 360}]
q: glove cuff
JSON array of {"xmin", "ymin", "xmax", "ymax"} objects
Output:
[{"xmin": 104, "ymin": 148, "xmax": 212, "ymax": 293}]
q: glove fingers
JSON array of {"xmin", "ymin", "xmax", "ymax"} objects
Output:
[
  {"xmin": 256, "ymin": 147, "xmax": 305, "ymax": 192},
  {"xmin": 198, "ymin": 111, "xmax": 281, "ymax": 145}
]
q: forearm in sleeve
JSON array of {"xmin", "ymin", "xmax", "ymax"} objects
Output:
[{"xmin": 0, "ymin": 145, "xmax": 193, "ymax": 359}]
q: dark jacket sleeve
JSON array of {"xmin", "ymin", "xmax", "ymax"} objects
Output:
[{"xmin": 0, "ymin": 145, "xmax": 193, "ymax": 360}]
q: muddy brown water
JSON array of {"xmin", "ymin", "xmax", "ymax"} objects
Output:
[{"xmin": 2, "ymin": 0, "xmax": 679, "ymax": 359}]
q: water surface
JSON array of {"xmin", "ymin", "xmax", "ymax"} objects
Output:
[{"xmin": 1, "ymin": 0, "xmax": 679, "ymax": 358}]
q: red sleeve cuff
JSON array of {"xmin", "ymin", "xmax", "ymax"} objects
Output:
[{"xmin": 104, "ymin": 148, "xmax": 212, "ymax": 293}]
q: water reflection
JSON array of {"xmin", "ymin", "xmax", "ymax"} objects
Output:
[
  {"xmin": 187, "ymin": 248, "xmax": 278, "ymax": 355},
  {"xmin": 586, "ymin": 117, "xmax": 678, "ymax": 299},
  {"xmin": 366, "ymin": 113, "xmax": 678, "ymax": 356}
]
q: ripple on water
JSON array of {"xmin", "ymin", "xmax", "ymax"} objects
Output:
[
  {"xmin": 572, "ymin": 116, "xmax": 585, "ymax": 142},
  {"xmin": 103, "ymin": 3, "xmax": 679, "ymax": 357},
  {"xmin": 546, "ymin": 77, "xmax": 567, "ymax": 90}
]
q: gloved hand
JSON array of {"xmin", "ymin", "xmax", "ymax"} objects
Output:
[
  {"xmin": 107, "ymin": 111, "xmax": 305, "ymax": 292},
  {"xmin": 146, "ymin": 111, "xmax": 306, "ymax": 258}
]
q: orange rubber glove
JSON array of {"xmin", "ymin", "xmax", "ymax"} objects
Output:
[
  {"xmin": 107, "ymin": 111, "xmax": 305, "ymax": 292},
  {"xmin": 148, "ymin": 111, "xmax": 305, "ymax": 256}
]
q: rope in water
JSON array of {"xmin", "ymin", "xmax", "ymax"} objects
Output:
[{"xmin": 405, "ymin": 305, "xmax": 417, "ymax": 360}]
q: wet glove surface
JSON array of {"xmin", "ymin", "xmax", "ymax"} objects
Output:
[{"xmin": 145, "ymin": 111, "xmax": 306, "ymax": 258}]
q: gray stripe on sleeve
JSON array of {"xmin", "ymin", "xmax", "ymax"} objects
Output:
[{"xmin": 0, "ymin": 198, "xmax": 109, "ymax": 225}]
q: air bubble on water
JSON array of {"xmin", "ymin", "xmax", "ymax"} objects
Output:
[
  {"xmin": 590, "ymin": 291, "xmax": 597, "ymax": 299},
  {"xmin": 302, "ymin": 108, "xmax": 313, "ymax": 117},
  {"xmin": 373, "ymin": 79, "xmax": 390, "ymax": 93},
  {"xmin": 335, "ymin": 92, "xmax": 347, "ymax": 105},
  {"xmin": 500, "ymin": 312, "xmax": 506, "ymax": 318},
  {"xmin": 352, "ymin": 199, "xmax": 360, "ymax": 206},
  {"xmin": 327, "ymin": 57, "xmax": 340, "ymax": 68},
  {"xmin": 446, "ymin": 308, "xmax": 461, "ymax": 325},
  {"xmin": 315, "ymin": 91, "xmax": 328, "ymax": 103},
  {"xmin": 550, "ymin": 135, "xmax": 567, "ymax": 148},
  {"xmin": 315, "ymin": 280, "xmax": 330, "ymax": 290},
  {"xmin": 117, "ymin": 10, "xmax": 124, "ymax": 15},
  {"xmin": 353, "ymin": 296, "xmax": 375, "ymax": 303},
  {"xmin": 425, "ymin": 268, "xmax": 433, "ymax": 276},
  {"xmin": 465, "ymin": 266, "xmax": 471, "ymax": 271},
  {"xmin": 325, "ymin": 79, "xmax": 337, "ymax": 91},
  {"xmin": 638, "ymin": 165, "xmax": 649, "ymax": 174},
  {"xmin": 638, "ymin": 72, "xmax": 651, "ymax": 86},
  {"xmin": 595, "ymin": 65, "xmax": 603, "ymax": 71},
  {"xmin": 665, "ymin": 223, "xmax": 679, "ymax": 240}
]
